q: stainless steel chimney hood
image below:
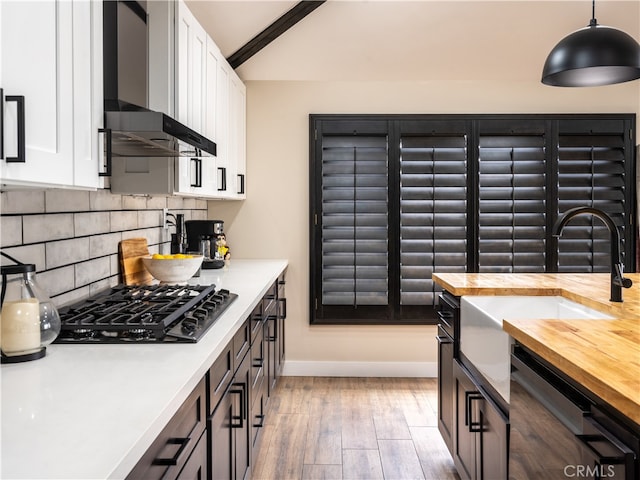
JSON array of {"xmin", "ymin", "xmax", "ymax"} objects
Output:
[
  {"xmin": 105, "ymin": 110, "xmax": 216, "ymax": 157},
  {"xmin": 102, "ymin": 0, "xmax": 216, "ymax": 163}
]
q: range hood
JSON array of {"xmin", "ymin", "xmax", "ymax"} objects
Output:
[
  {"xmin": 104, "ymin": 110, "xmax": 216, "ymax": 157},
  {"xmin": 103, "ymin": 1, "xmax": 216, "ymax": 159}
]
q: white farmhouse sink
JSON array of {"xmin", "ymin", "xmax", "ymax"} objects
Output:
[{"xmin": 460, "ymin": 296, "xmax": 613, "ymax": 403}]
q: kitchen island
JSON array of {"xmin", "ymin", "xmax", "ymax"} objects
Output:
[
  {"xmin": 0, "ymin": 259, "xmax": 288, "ymax": 480},
  {"xmin": 432, "ymin": 272, "xmax": 640, "ymax": 425}
]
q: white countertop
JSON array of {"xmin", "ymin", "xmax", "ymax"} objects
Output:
[{"xmin": 0, "ymin": 259, "xmax": 288, "ymax": 480}]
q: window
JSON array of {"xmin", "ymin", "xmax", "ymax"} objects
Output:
[{"xmin": 310, "ymin": 115, "xmax": 636, "ymax": 325}]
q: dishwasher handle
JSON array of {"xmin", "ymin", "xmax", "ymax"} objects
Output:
[{"xmin": 578, "ymin": 416, "xmax": 635, "ymax": 473}]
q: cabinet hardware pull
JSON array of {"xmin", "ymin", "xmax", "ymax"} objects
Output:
[
  {"xmin": 98, "ymin": 128, "xmax": 112, "ymax": 177},
  {"xmin": 230, "ymin": 383, "xmax": 247, "ymax": 428},
  {"xmin": 253, "ymin": 357, "xmax": 264, "ymax": 368},
  {"xmin": 436, "ymin": 335, "xmax": 453, "ymax": 345},
  {"xmin": 279, "ymin": 298, "xmax": 287, "ymax": 319},
  {"xmin": 253, "ymin": 414, "xmax": 265, "ymax": 428},
  {"xmin": 153, "ymin": 437, "xmax": 191, "ymax": 466},
  {"xmin": 5, "ymin": 95, "xmax": 25, "ymax": 163},
  {"xmin": 191, "ymin": 158, "xmax": 202, "ymax": 187},
  {"xmin": 465, "ymin": 391, "xmax": 483, "ymax": 433},
  {"xmin": 214, "ymin": 369, "xmax": 231, "ymax": 395},
  {"xmin": 577, "ymin": 434, "xmax": 626, "ymax": 465},
  {"xmin": 217, "ymin": 167, "xmax": 227, "ymax": 191},
  {"xmin": 577, "ymin": 417, "xmax": 631, "ymax": 466},
  {"xmin": 237, "ymin": 173, "xmax": 245, "ymax": 194}
]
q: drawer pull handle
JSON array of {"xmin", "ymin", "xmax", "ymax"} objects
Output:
[
  {"xmin": 237, "ymin": 173, "xmax": 245, "ymax": 194},
  {"xmin": 98, "ymin": 128, "xmax": 112, "ymax": 177},
  {"xmin": 4, "ymin": 95, "xmax": 25, "ymax": 163},
  {"xmin": 153, "ymin": 437, "xmax": 191, "ymax": 466},
  {"xmin": 254, "ymin": 414, "xmax": 265, "ymax": 428},
  {"xmin": 465, "ymin": 391, "xmax": 483, "ymax": 433},
  {"xmin": 214, "ymin": 369, "xmax": 231, "ymax": 395},
  {"xmin": 230, "ymin": 386, "xmax": 246, "ymax": 428},
  {"xmin": 217, "ymin": 167, "xmax": 227, "ymax": 191},
  {"xmin": 190, "ymin": 158, "xmax": 202, "ymax": 187}
]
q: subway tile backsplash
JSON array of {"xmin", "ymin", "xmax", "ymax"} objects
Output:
[{"xmin": 1, "ymin": 190, "xmax": 208, "ymax": 307}]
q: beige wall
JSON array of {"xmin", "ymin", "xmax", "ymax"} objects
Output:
[{"xmin": 210, "ymin": 79, "xmax": 640, "ymax": 376}]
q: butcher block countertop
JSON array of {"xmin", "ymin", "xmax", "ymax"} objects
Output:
[{"xmin": 432, "ymin": 272, "xmax": 640, "ymax": 426}]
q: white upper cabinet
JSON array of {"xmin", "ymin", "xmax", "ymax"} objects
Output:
[
  {"xmin": 174, "ymin": 0, "xmax": 246, "ymax": 200},
  {"xmin": 176, "ymin": 1, "xmax": 207, "ymax": 133},
  {"xmin": 230, "ymin": 74, "xmax": 247, "ymax": 199},
  {"xmin": 208, "ymin": 40, "xmax": 246, "ymax": 199},
  {"xmin": 0, "ymin": 0, "xmax": 103, "ymax": 189}
]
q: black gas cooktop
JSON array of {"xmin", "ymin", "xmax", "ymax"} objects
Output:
[{"xmin": 54, "ymin": 284, "xmax": 237, "ymax": 344}]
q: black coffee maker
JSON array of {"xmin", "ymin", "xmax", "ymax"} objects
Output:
[{"xmin": 185, "ymin": 220, "xmax": 225, "ymax": 269}]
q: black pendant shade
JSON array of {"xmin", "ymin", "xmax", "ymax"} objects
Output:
[{"xmin": 541, "ymin": 4, "xmax": 640, "ymax": 87}]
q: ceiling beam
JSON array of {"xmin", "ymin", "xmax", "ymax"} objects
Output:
[{"xmin": 227, "ymin": 1, "xmax": 326, "ymax": 70}]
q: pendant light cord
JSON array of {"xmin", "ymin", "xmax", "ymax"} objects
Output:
[{"xmin": 590, "ymin": 0, "xmax": 597, "ymax": 27}]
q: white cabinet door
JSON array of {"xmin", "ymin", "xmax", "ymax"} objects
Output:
[
  {"xmin": 205, "ymin": 38, "xmax": 219, "ymax": 143},
  {"xmin": 0, "ymin": 0, "xmax": 101, "ymax": 189},
  {"xmin": 72, "ymin": 0, "xmax": 104, "ymax": 189},
  {"xmin": 176, "ymin": 1, "xmax": 207, "ymax": 132},
  {"xmin": 230, "ymin": 73, "xmax": 247, "ymax": 199},
  {"xmin": 215, "ymin": 60, "xmax": 232, "ymax": 198},
  {"xmin": 175, "ymin": 155, "xmax": 217, "ymax": 197},
  {"xmin": 1, "ymin": 0, "xmax": 74, "ymax": 187}
]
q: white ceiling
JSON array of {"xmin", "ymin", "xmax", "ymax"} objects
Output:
[{"xmin": 185, "ymin": 0, "xmax": 640, "ymax": 82}]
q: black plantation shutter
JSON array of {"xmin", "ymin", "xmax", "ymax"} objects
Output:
[
  {"xmin": 320, "ymin": 131, "xmax": 389, "ymax": 310},
  {"xmin": 310, "ymin": 114, "xmax": 635, "ymax": 325},
  {"xmin": 556, "ymin": 119, "xmax": 631, "ymax": 272},
  {"xmin": 398, "ymin": 121, "xmax": 468, "ymax": 306},
  {"xmin": 477, "ymin": 121, "xmax": 548, "ymax": 272}
]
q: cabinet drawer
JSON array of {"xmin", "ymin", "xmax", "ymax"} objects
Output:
[
  {"xmin": 263, "ymin": 281, "xmax": 277, "ymax": 315},
  {"xmin": 127, "ymin": 378, "xmax": 207, "ymax": 480},
  {"xmin": 250, "ymin": 325, "xmax": 265, "ymax": 396},
  {"xmin": 208, "ymin": 343, "xmax": 233, "ymax": 415},
  {"xmin": 176, "ymin": 430, "xmax": 207, "ymax": 480},
  {"xmin": 249, "ymin": 302, "xmax": 263, "ymax": 346},
  {"xmin": 233, "ymin": 319, "xmax": 250, "ymax": 368},
  {"xmin": 251, "ymin": 379, "xmax": 267, "ymax": 458}
]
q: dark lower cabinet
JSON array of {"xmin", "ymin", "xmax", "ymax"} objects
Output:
[
  {"xmin": 250, "ymin": 321, "xmax": 266, "ymax": 460},
  {"xmin": 178, "ymin": 431, "xmax": 208, "ymax": 480},
  {"xmin": 263, "ymin": 282, "xmax": 278, "ymax": 396},
  {"xmin": 437, "ymin": 291, "xmax": 459, "ymax": 457},
  {"xmin": 130, "ymin": 271, "xmax": 287, "ymax": 480},
  {"xmin": 453, "ymin": 360, "xmax": 508, "ymax": 480},
  {"xmin": 437, "ymin": 324, "xmax": 454, "ymax": 455},
  {"xmin": 276, "ymin": 277, "xmax": 286, "ymax": 377},
  {"xmin": 233, "ymin": 350, "xmax": 252, "ymax": 480},
  {"xmin": 127, "ymin": 379, "xmax": 207, "ymax": 480},
  {"xmin": 264, "ymin": 274, "xmax": 287, "ymax": 397},
  {"xmin": 209, "ymin": 323, "xmax": 252, "ymax": 480},
  {"xmin": 209, "ymin": 384, "xmax": 233, "ymax": 480}
]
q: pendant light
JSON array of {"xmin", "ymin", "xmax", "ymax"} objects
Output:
[{"xmin": 541, "ymin": 0, "xmax": 640, "ymax": 87}]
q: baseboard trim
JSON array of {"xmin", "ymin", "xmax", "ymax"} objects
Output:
[{"xmin": 281, "ymin": 361, "xmax": 437, "ymax": 378}]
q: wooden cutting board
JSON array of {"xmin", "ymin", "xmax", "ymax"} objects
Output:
[{"xmin": 119, "ymin": 238, "xmax": 153, "ymax": 285}]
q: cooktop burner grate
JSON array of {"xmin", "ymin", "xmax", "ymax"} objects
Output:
[{"xmin": 55, "ymin": 284, "xmax": 237, "ymax": 343}]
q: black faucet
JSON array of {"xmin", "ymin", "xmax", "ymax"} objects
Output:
[{"xmin": 552, "ymin": 206, "xmax": 633, "ymax": 302}]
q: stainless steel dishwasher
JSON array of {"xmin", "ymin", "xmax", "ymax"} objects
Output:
[{"xmin": 509, "ymin": 345, "xmax": 638, "ymax": 479}]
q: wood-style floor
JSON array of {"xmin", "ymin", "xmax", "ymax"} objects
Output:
[{"xmin": 252, "ymin": 377, "xmax": 459, "ymax": 480}]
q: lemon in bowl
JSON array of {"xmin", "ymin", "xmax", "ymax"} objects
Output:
[{"xmin": 141, "ymin": 253, "xmax": 204, "ymax": 284}]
